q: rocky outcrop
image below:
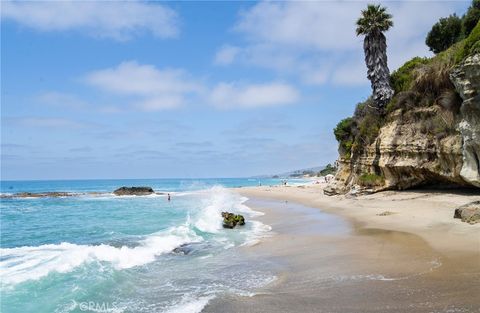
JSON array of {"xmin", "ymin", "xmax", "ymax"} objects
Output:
[
  {"xmin": 454, "ymin": 201, "xmax": 480, "ymax": 224},
  {"xmin": 450, "ymin": 54, "xmax": 480, "ymax": 187},
  {"xmin": 0, "ymin": 192, "xmax": 79, "ymax": 198},
  {"xmin": 326, "ymin": 54, "xmax": 480, "ymax": 195},
  {"xmin": 221, "ymin": 212, "xmax": 245, "ymax": 229},
  {"xmin": 325, "ymin": 107, "xmax": 466, "ymax": 195},
  {"xmin": 113, "ymin": 186, "xmax": 154, "ymax": 196}
]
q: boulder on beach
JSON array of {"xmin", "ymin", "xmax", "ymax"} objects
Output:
[
  {"xmin": 113, "ymin": 186, "xmax": 154, "ymax": 196},
  {"xmin": 454, "ymin": 201, "xmax": 480, "ymax": 224},
  {"xmin": 221, "ymin": 212, "xmax": 245, "ymax": 229}
]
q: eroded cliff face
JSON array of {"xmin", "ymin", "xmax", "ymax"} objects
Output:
[
  {"xmin": 326, "ymin": 54, "xmax": 480, "ymax": 195},
  {"xmin": 450, "ymin": 54, "xmax": 480, "ymax": 187}
]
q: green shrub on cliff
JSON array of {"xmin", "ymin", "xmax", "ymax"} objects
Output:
[
  {"xmin": 334, "ymin": 117, "xmax": 355, "ymax": 158},
  {"xmin": 462, "ymin": 0, "xmax": 480, "ymax": 36},
  {"xmin": 425, "ymin": 0, "xmax": 480, "ymax": 54},
  {"xmin": 412, "ymin": 57, "xmax": 455, "ymax": 100},
  {"xmin": 333, "ymin": 98, "xmax": 385, "ymax": 158},
  {"xmin": 386, "ymin": 91, "xmax": 425, "ymax": 114},
  {"xmin": 455, "ymin": 21, "xmax": 480, "ymax": 62},
  {"xmin": 390, "ymin": 57, "xmax": 430, "ymax": 94},
  {"xmin": 334, "ymin": 118, "xmax": 356, "ymax": 159},
  {"xmin": 426, "ymin": 14, "xmax": 463, "ymax": 54},
  {"xmin": 353, "ymin": 99, "xmax": 383, "ymax": 146},
  {"xmin": 334, "ymin": 117, "xmax": 354, "ymax": 142},
  {"xmin": 358, "ymin": 173, "xmax": 385, "ymax": 187}
]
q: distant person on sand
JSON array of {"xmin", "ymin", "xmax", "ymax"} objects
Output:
[{"xmin": 167, "ymin": 193, "xmax": 171, "ymax": 201}]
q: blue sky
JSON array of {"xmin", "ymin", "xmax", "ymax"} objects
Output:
[{"xmin": 1, "ymin": 0, "xmax": 470, "ymax": 180}]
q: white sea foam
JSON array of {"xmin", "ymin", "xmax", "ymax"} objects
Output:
[
  {"xmin": 0, "ymin": 185, "xmax": 273, "ymax": 287},
  {"xmin": 194, "ymin": 186, "xmax": 240, "ymax": 233},
  {"xmin": 163, "ymin": 296, "xmax": 214, "ymax": 313},
  {"xmin": 193, "ymin": 186, "xmax": 272, "ymax": 249},
  {"xmin": 241, "ymin": 220, "xmax": 273, "ymax": 247},
  {"xmin": 0, "ymin": 224, "xmax": 202, "ymax": 286}
]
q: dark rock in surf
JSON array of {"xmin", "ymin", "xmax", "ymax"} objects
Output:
[
  {"xmin": 221, "ymin": 212, "xmax": 245, "ymax": 229},
  {"xmin": 172, "ymin": 242, "xmax": 206, "ymax": 255},
  {"xmin": 172, "ymin": 244, "xmax": 194, "ymax": 255},
  {"xmin": 113, "ymin": 186, "xmax": 154, "ymax": 196}
]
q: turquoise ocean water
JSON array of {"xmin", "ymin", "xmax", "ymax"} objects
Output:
[{"xmin": 0, "ymin": 178, "xmax": 306, "ymax": 313}]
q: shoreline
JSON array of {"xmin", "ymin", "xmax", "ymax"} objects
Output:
[
  {"xmin": 204, "ymin": 185, "xmax": 480, "ymax": 312},
  {"xmin": 235, "ymin": 184, "xmax": 480, "ymax": 255}
]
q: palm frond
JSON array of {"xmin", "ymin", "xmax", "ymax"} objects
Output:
[{"xmin": 356, "ymin": 4, "xmax": 393, "ymax": 36}]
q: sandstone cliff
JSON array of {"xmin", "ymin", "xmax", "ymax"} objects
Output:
[
  {"xmin": 326, "ymin": 54, "xmax": 480, "ymax": 195},
  {"xmin": 451, "ymin": 54, "xmax": 480, "ymax": 187}
]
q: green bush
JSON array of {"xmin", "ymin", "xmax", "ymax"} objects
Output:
[
  {"xmin": 390, "ymin": 57, "xmax": 430, "ymax": 94},
  {"xmin": 352, "ymin": 99, "xmax": 383, "ymax": 145},
  {"xmin": 333, "ymin": 99, "xmax": 384, "ymax": 159},
  {"xmin": 358, "ymin": 173, "xmax": 385, "ymax": 187},
  {"xmin": 334, "ymin": 117, "xmax": 354, "ymax": 142},
  {"xmin": 426, "ymin": 14, "xmax": 463, "ymax": 54},
  {"xmin": 386, "ymin": 91, "xmax": 423, "ymax": 114},
  {"xmin": 334, "ymin": 117, "xmax": 355, "ymax": 157},
  {"xmin": 424, "ymin": 0, "xmax": 479, "ymax": 56},
  {"xmin": 455, "ymin": 20, "xmax": 480, "ymax": 62},
  {"xmin": 357, "ymin": 113, "xmax": 381, "ymax": 145},
  {"xmin": 412, "ymin": 60, "xmax": 455, "ymax": 100},
  {"xmin": 462, "ymin": 0, "xmax": 480, "ymax": 37}
]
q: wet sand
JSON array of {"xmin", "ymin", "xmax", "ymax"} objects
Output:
[{"xmin": 203, "ymin": 187, "xmax": 480, "ymax": 313}]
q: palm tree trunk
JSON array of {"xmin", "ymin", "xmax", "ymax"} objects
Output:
[{"xmin": 364, "ymin": 31, "xmax": 394, "ymax": 109}]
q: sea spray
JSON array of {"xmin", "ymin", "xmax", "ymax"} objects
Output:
[
  {"xmin": 1, "ymin": 180, "xmax": 280, "ymax": 313},
  {"xmin": 0, "ymin": 223, "xmax": 203, "ymax": 286}
]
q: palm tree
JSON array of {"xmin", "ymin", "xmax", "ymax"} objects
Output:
[{"xmin": 356, "ymin": 4, "xmax": 394, "ymax": 110}]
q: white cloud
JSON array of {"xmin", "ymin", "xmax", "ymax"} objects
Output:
[
  {"xmin": 84, "ymin": 61, "xmax": 299, "ymax": 111},
  {"xmin": 8, "ymin": 117, "xmax": 91, "ymax": 129},
  {"xmin": 223, "ymin": 1, "xmax": 459, "ymax": 86},
  {"xmin": 85, "ymin": 61, "xmax": 202, "ymax": 111},
  {"xmin": 1, "ymin": 0, "xmax": 179, "ymax": 41},
  {"xmin": 235, "ymin": 1, "xmax": 360, "ymax": 51},
  {"xmin": 210, "ymin": 82, "xmax": 299, "ymax": 109},
  {"xmin": 37, "ymin": 91, "xmax": 88, "ymax": 109},
  {"xmin": 214, "ymin": 45, "xmax": 241, "ymax": 65}
]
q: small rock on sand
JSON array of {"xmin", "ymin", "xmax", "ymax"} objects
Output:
[
  {"xmin": 454, "ymin": 201, "xmax": 480, "ymax": 224},
  {"xmin": 377, "ymin": 211, "xmax": 395, "ymax": 216}
]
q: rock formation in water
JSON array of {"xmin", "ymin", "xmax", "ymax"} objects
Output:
[
  {"xmin": 113, "ymin": 186, "xmax": 154, "ymax": 196},
  {"xmin": 221, "ymin": 212, "xmax": 245, "ymax": 229},
  {"xmin": 0, "ymin": 192, "xmax": 79, "ymax": 198}
]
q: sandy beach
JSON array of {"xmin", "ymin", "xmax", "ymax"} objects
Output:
[{"xmin": 204, "ymin": 185, "xmax": 480, "ymax": 313}]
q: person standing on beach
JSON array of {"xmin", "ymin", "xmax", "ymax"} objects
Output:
[{"xmin": 167, "ymin": 193, "xmax": 171, "ymax": 201}]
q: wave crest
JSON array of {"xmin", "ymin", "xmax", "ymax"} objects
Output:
[{"xmin": 0, "ymin": 224, "xmax": 201, "ymax": 286}]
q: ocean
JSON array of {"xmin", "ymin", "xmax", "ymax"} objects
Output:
[{"xmin": 0, "ymin": 178, "xmax": 305, "ymax": 313}]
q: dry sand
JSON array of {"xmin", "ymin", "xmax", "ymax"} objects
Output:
[
  {"xmin": 237, "ymin": 184, "xmax": 480, "ymax": 255},
  {"xmin": 203, "ymin": 185, "xmax": 480, "ymax": 313}
]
